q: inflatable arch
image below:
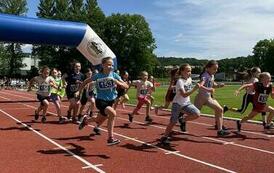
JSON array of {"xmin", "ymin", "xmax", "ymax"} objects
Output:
[{"xmin": 0, "ymin": 13, "xmax": 117, "ymax": 68}]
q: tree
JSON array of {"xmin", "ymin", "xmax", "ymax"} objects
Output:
[
  {"xmin": 0, "ymin": 0, "xmax": 28, "ymax": 77},
  {"xmin": 84, "ymin": 0, "xmax": 105, "ymax": 36},
  {"xmin": 103, "ymin": 14, "xmax": 157, "ymax": 78},
  {"xmin": 252, "ymin": 39, "xmax": 274, "ymax": 73}
]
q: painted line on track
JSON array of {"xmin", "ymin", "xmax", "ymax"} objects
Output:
[
  {"xmin": 0, "ymin": 109, "xmax": 105, "ymax": 173},
  {"xmin": 0, "ymin": 92, "xmax": 237, "ymax": 173}
]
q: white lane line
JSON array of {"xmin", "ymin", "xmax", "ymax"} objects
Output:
[
  {"xmin": 1, "ymin": 93, "xmax": 237, "ymax": 173},
  {"xmin": 115, "ymin": 111, "xmax": 274, "ymax": 155},
  {"xmin": 165, "ymin": 151, "xmax": 180, "ymax": 155},
  {"xmin": 85, "ymin": 124, "xmax": 236, "ymax": 173},
  {"xmin": 0, "ymin": 109, "xmax": 105, "ymax": 173},
  {"xmin": 83, "ymin": 164, "xmax": 103, "ymax": 169},
  {"xmin": 116, "ymin": 107, "xmax": 273, "ymax": 138},
  {"xmin": 2, "ymin": 90, "xmax": 271, "ymax": 138},
  {"xmin": 3, "ymin": 92, "xmax": 274, "ymax": 157}
]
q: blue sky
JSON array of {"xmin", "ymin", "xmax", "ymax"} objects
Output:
[{"xmin": 25, "ymin": 0, "xmax": 274, "ymax": 59}]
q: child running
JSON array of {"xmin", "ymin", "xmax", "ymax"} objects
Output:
[
  {"xmin": 128, "ymin": 71, "xmax": 155, "ymax": 124},
  {"xmin": 194, "ymin": 60, "xmax": 230, "ymax": 136},
  {"xmin": 113, "ymin": 71, "xmax": 131, "ymax": 109},
  {"xmin": 62, "ymin": 62, "xmax": 85, "ymax": 123},
  {"xmin": 236, "ymin": 72, "xmax": 274, "ymax": 132},
  {"xmin": 50, "ymin": 68, "xmax": 66, "ymax": 123},
  {"xmin": 78, "ymin": 68, "xmax": 96, "ymax": 118},
  {"xmin": 155, "ymin": 68, "xmax": 178, "ymax": 115},
  {"xmin": 160, "ymin": 64, "xmax": 201, "ymax": 145},
  {"xmin": 77, "ymin": 57, "xmax": 128, "ymax": 145},
  {"xmin": 223, "ymin": 67, "xmax": 267, "ymax": 127},
  {"xmin": 28, "ymin": 66, "xmax": 56, "ymax": 123}
]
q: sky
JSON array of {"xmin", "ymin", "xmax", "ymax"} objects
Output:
[{"xmin": 25, "ymin": 0, "xmax": 274, "ymax": 59}]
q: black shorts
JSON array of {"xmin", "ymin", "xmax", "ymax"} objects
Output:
[
  {"xmin": 37, "ymin": 94, "xmax": 50, "ymax": 106},
  {"xmin": 80, "ymin": 89, "xmax": 88, "ymax": 105},
  {"xmin": 117, "ymin": 88, "xmax": 126, "ymax": 98},
  {"xmin": 66, "ymin": 88, "xmax": 77, "ymax": 100},
  {"xmin": 95, "ymin": 99, "xmax": 115, "ymax": 116}
]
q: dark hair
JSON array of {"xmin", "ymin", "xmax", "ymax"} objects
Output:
[
  {"xmin": 102, "ymin": 57, "xmax": 112, "ymax": 64},
  {"xmin": 200, "ymin": 60, "xmax": 218, "ymax": 78},
  {"xmin": 177, "ymin": 64, "xmax": 190, "ymax": 76},
  {"xmin": 50, "ymin": 68, "xmax": 58, "ymax": 75},
  {"xmin": 170, "ymin": 68, "xmax": 178, "ymax": 78},
  {"xmin": 243, "ymin": 67, "xmax": 261, "ymax": 81}
]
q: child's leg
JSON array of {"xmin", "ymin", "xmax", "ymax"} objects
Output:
[
  {"xmin": 240, "ymin": 111, "xmax": 258, "ymax": 123},
  {"xmin": 265, "ymin": 106, "xmax": 274, "ymax": 125},
  {"xmin": 145, "ymin": 100, "xmax": 151, "ymax": 116},
  {"xmin": 206, "ymin": 98, "xmax": 224, "ymax": 131},
  {"xmin": 163, "ymin": 103, "xmax": 181, "ymax": 137},
  {"xmin": 105, "ymin": 106, "xmax": 116, "ymax": 139},
  {"xmin": 132, "ymin": 98, "xmax": 145, "ymax": 116},
  {"xmin": 54, "ymin": 100, "xmax": 61, "ymax": 117},
  {"xmin": 42, "ymin": 99, "xmax": 49, "ymax": 116}
]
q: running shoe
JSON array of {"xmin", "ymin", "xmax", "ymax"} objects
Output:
[
  {"xmin": 107, "ymin": 138, "xmax": 120, "ymax": 146},
  {"xmin": 78, "ymin": 115, "xmax": 88, "ymax": 130}
]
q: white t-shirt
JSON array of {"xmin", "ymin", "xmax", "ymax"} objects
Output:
[
  {"xmin": 132, "ymin": 80, "xmax": 153, "ymax": 97},
  {"xmin": 34, "ymin": 76, "xmax": 53, "ymax": 97},
  {"xmin": 173, "ymin": 78, "xmax": 193, "ymax": 106}
]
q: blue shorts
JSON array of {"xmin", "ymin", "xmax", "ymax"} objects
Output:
[
  {"xmin": 50, "ymin": 93, "xmax": 60, "ymax": 102},
  {"xmin": 170, "ymin": 103, "xmax": 200, "ymax": 123}
]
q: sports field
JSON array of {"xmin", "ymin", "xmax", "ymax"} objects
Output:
[{"xmin": 127, "ymin": 85, "xmax": 274, "ymax": 121}]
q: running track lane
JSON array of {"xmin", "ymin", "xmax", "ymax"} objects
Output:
[
  {"xmin": 1, "ymin": 90, "xmax": 274, "ymax": 172},
  {"xmin": 0, "ymin": 91, "xmax": 234, "ymax": 173}
]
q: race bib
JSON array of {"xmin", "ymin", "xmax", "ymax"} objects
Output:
[
  {"xmin": 258, "ymin": 93, "xmax": 268, "ymax": 103},
  {"xmin": 98, "ymin": 78, "xmax": 115, "ymax": 90},
  {"xmin": 140, "ymin": 89, "xmax": 148, "ymax": 95},
  {"xmin": 70, "ymin": 84, "xmax": 79, "ymax": 92},
  {"xmin": 39, "ymin": 84, "xmax": 50, "ymax": 93}
]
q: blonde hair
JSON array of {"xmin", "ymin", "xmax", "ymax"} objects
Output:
[{"xmin": 259, "ymin": 72, "xmax": 271, "ymax": 82}]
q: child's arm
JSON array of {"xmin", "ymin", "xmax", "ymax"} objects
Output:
[
  {"xmin": 114, "ymin": 79, "xmax": 129, "ymax": 89},
  {"xmin": 198, "ymin": 80, "xmax": 215, "ymax": 93},
  {"xmin": 235, "ymin": 83, "xmax": 254, "ymax": 96},
  {"xmin": 27, "ymin": 77, "xmax": 37, "ymax": 91},
  {"xmin": 213, "ymin": 82, "xmax": 225, "ymax": 88},
  {"xmin": 75, "ymin": 78, "xmax": 93, "ymax": 97}
]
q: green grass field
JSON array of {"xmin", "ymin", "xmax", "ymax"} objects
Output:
[{"xmin": 126, "ymin": 85, "xmax": 274, "ymax": 121}]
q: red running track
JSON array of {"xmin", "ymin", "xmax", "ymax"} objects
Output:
[{"xmin": 0, "ymin": 90, "xmax": 274, "ymax": 173}]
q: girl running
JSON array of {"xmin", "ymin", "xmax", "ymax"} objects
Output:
[
  {"xmin": 236, "ymin": 72, "xmax": 274, "ymax": 132},
  {"xmin": 113, "ymin": 71, "xmax": 131, "ymax": 109},
  {"xmin": 194, "ymin": 60, "xmax": 230, "ymax": 136},
  {"xmin": 77, "ymin": 57, "xmax": 128, "ymax": 145},
  {"xmin": 78, "ymin": 68, "xmax": 96, "ymax": 118},
  {"xmin": 155, "ymin": 68, "xmax": 178, "ymax": 115},
  {"xmin": 223, "ymin": 67, "xmax": 267, "ymax": 127},
  {"xmin": 50, "ymin": 68, "xmax": 66, "ymax": 123},
  {"xmin": 160, "ymin": 64, "xmax": 201, "ymax": 145},
  {"xmin": 28, "ymin": 66, "xmax": 56, "ymax": 123},
  {"xmin": 62, "ymin": 62, "xmax": 85, "ymax": 123},
  {"xmin": 128, "ymin": 71, "xmax": 155, "ymax": 124}
]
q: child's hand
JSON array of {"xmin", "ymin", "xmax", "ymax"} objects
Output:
[
  {"xmin": 74, "ymin": 91, "xmax": 80, "ymax": 98},
  {"xmin": 209, "ymin": 88, "xmax": 215, "ymax": 94},
  {"xmin": 235, "ymin": 90, "xmax": 240, "ymax": 96}
]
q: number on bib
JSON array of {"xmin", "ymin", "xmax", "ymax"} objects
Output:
[{"xmin": 258, "ymin": 93, "xmax": 268, "ymax": 103}]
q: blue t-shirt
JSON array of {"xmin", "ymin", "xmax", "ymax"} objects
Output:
[{"xmin": 92, "ymin": 72, "xmax": 121, "ymax": 101}]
